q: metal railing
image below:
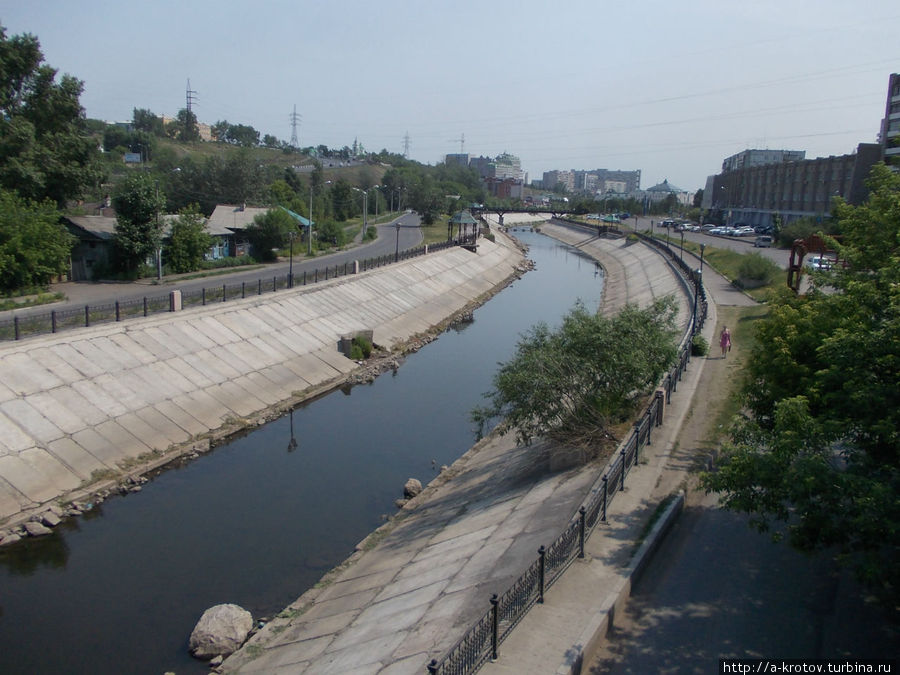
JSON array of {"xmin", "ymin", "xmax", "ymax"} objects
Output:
[
  {"xmin": 426, "ymin": 223, "xmax": 707, "ymax": 675},
  {"xmin": 0, "ymin": 239, "xmax": 459, "ymax": 343}
]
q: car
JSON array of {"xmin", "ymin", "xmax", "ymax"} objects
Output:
[
  {"xmin": 754, "ymin": 235, "xmax": 773, "ymax": 248},
  {"xmin": 734, "ymin": 227, "xmax": 756, "ymax": 236},
  {"xmin": 700, "ymin": 224, "xmax": 717, "ymax": 233},
  {"xmin": 805, "ymin": 255, "xmax": 834, "ymax": 271}
]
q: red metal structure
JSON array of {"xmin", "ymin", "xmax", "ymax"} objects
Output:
[{"xmin": 787, "ymin": 233, "xmax": 839, "ymax": 291}]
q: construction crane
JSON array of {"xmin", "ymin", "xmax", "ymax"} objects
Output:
[{"xmin": 448, "ymin": 133, "xmax": 465, "ymax": 154}]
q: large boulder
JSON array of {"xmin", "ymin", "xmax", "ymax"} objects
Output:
[
  {"xmin": 188, "ymin": 603, "xmax": 253, "ymax": 660},
  {"xmin": 403, "ymin": 478, "xmax": 422, "ymax": 499}
]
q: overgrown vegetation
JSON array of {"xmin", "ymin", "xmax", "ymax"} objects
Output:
[
  {"xmin": 349, "ymin": 335, "xmax": 373, "ymax": 360},
  {"xmin": 703, "ymin": 164, "xmax": 900, "ymax": 608},
  {"xmin": 472, "ymin": 298, "xmax": 679, "ymax": 452}
]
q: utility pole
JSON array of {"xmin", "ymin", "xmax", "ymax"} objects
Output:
[{"xmin": 289, "ymin": 105, "xmax": 301, "ymax": 147}]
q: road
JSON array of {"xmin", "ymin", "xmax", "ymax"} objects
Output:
[{"xmin": 6, "ymin": 212, "xmax": 424, "ymax": 317}]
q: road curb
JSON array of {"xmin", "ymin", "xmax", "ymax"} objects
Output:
[{"xmin": 555, "ymin": 491, "xmax": 686, "ymax": 675}]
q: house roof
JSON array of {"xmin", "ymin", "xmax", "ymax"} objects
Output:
[
  {"xmin": 63, "ymin": 215, "xmax": 117, "ymax": 241},
  {"xmin": 207, "ymin": 204, "xmax": 271, "ymax": 233}
]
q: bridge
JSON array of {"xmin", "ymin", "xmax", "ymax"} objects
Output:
[{"xmin": 470, "ymin": 205, "xmax": 577, "ymax": 226}]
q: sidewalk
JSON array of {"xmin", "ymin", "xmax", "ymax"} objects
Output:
[{"xmin": 222, "ymin": 232, "xmax": 715, "ymax": 674}]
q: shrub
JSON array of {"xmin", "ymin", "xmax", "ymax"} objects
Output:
[
  {"xmin": 352, "ymin": 335, "xmax": 373, "ymax": 359},
  {"xmin": 736, "ymin": 252, "xmax": 780, "ymax": 287},
  {"xmin": 691, "ymin": 334, "xmax": 709, "ymax": 356}
]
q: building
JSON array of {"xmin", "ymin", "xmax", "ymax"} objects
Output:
[
  {"xmin": 721, "ymin": 149, "xmax": 806, "ymax": 173},
  {"xmin": 702, "ymin": 143, "xmax": 883, "ymax": 227},
  {"xmin": 542, "ymin": 170, "xmax": 574, "ymax": 192},
  {"xmin": 644, "ymin": 179, "xmax": 692, "ymax": 206},
  {"xmin": 880, "ymin": 72, "xmax": 900, "ymax": 166},
  {"xmin": 444, "ymin": 153, "xmax": 470, "ymax": 167}
]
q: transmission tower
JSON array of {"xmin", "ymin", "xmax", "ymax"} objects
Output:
[
  {"xmin": 447, "ymin": 133, "xmax": 465, "ymax": 153},
  {"xmin": 403, "ymin": 131, "xmax": 410, "ymax": 158},
  {"xmin": 289, "ymin": 105, "xmax": 301, "ymax": 147},
  {"xmin": 185, "ymin": 79, "xmax": 198, "ymax": 113}
]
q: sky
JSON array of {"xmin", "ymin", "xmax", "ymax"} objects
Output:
[{"xmin": 2, "ymin": 0, "xmax": 898, "ymax": 192}]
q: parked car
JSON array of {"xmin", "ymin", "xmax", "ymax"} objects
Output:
[
  {"xmin": 806, "ymin": 255, "xmax": 834, "ymax": 271},
  {"xmin": 734, "ymin": 227, "xmax": 756, "ymax": 236},
  {"xmin": 754, "ymin": 235, "xmax": 773, "ymax": 248}
]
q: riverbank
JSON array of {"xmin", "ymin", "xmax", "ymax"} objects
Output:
[{"xmin": 0, "ymin": 233, "xmax": 526, "ymax": 534}]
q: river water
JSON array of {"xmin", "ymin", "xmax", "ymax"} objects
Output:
[{"xmin": 0, "ymin": 230, "xmax": 605, "ymax": 674}]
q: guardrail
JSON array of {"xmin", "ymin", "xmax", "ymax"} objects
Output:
[
  {"xmin": 426, "ymin": 221, "xmax": 707, "ymax": 674},
  {"xmin": 0, "ymin": 239, "xmax": 459, "ymax": 343}
]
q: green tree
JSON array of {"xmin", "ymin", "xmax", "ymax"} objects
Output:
[
  {"xmin": 329, "ymin": 178, "xmax": 354, "ymax": 221},
  {"xmin": 164, "ymin": 204, "xmax": 212, "ymax": 273},
  {"xmin": 0, "ymin": 25, "xmax": 103, "ymax": 206},
  {"xmin": 703, "ymin": 163, "xmax": 900, "ymax": 605},
  {"xmin": 0, "ymin": 189, "xmax": 73, "ymax": 291},
  {"xmin": 175, "ymin": 108, "xmax": 199, "ymax": 142},
  {"xmin": 132, "ymin": 108, "xmax": 164, "ymax": 136},
  {"xmin": 112, "ymin": 173, "xmax": 165, "ymax": 272},
  {"xmin": 473, "ymin": 298, "xmax": 678, "ymax": 449},
  {"xmin": 244, "ymin": 208, "xmax": 294, "ymax": 261}
]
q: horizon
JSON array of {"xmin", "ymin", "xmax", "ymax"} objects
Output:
[{"xmin": 2, "ymin": 0, "xmax": 898, "ymax": 192}]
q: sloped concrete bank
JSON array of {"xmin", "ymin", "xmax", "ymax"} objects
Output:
[{"xmin": 0, "ymin": 234, "xmax": 526, "ymax": 532}]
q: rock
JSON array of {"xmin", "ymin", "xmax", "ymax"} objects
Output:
[
  {"xmin": 394, "ymin": 498, "xmax": 408, "ymax": 509},
  {"xmin": 0, "ymin": 533, "xmax": 22, "ymax": 546},
  {"xmin": 403, "ymin": 478, "xmax": 422, "ymax": 499},
  {"xmin": 189, "ymin": 603, "xmax": 253, "ymax": 660},
  {"xmin": 41, "ymin": 511, "xmax": 62, "ymax": 527},
  {"xmin": 24, "ymin": 521, "xmax": 52, "ymax": 537},
  {"xmin": 209, "ymin": 655, "xmax": 224, "ymax": 667}
]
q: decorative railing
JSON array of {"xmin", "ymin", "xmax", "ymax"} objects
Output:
[{"xmin": 427, "ymin": 221, "xmax": 707, "ymax": 674}]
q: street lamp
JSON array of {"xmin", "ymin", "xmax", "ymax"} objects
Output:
[{"xmin": 287, "ymin": 230, "xmax": 295, "ymax": 287}]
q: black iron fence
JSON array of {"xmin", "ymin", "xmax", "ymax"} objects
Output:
[
  {"xmin": 0, "ymin": 239, "xmax": 458, "ymax": 343},
  {"xmin": 426, "ymin": 222, "xmax": 707, "ymax": 675}
]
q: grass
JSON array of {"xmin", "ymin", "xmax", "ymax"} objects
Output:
[{"xmin": 0, "ymin": 291, "xmax": 65, "ymax": 311}]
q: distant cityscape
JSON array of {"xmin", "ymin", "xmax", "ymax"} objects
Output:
[{"xmin": 445, "ymin": 72, "xmax": 899, "ymax": 226}]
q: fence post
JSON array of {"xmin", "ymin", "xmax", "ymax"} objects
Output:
[
  {"xmin": 242, "ymin": 281, "xmax": 246, "ymax": 299},
  {"xmin": 202, "ymin": 288, "xmax": 206, "ymax": 305},
  {"xmin": 315, "ymin": 269, "xmax": 318, "ymax": 283},
  {"xmin": 490, "ymin": 594, "xmax": 499, "ymax": 662},
  {"xmin": 50, "ymin": 311, "xmax": 56, "ymax": 334},
  {"xmin": 646, "ymin": 410, "xmax": 653, "ymax": 445},
  {"xmin": 258, "ymin": 278, "xmax": 262, "ymax": 295},
  {"xmin": 222, "ymin": 284, "xmax": 226, "ymax": 302},
  {"xmin": 538, "ymin": 546, "xmax": 546, "ymax": 603},
  {"xmin": 578, "ymin": 506, "xmax": 586, "ymax": 558},
  {"xmin": 601, "ymin": 476, "xmax": 608, "ymax": 522},
  {"xmin": 143, "ymin": 297, "xmax": 148, "ymax": 316},
  {"xmin": 303, "ymin": 270, "xmax": 307, "ymax": 286},
  {"xmin": 116, "ymin": 301, "xmax": 121, "ymax": 322},
  {"xmin": 273, "ymin": 276, "xmax": 277, "ymax": 292},
  {"xmin": 84, "ymin": 305, "xmax": 90, "ymax": 328},
  {"xmin": 634, "ymin": 422, "xmax": 642, "ymax": 462},
  {"xmin": 15, "ymin": 315, "xmax": 20, "ymax": 340},
  {"xmin": 620, "ymin": 450, "xmax": 627, "ymax": 491}
]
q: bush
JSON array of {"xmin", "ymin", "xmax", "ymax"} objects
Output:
[
  {"xmin": 736, "ymin": 252, "xmax": 780, "ymax": 287},
  {"xmin": 691, "ymin": 334, "xmax": 709, "ymax": 356},
  {"xmin": 352, "ymin": 335, "xmax": 373, "ymax": 359}
]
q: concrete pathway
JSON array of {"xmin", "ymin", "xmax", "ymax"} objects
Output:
[{"xmin": 223, "ymin": 227, "xmax": 698, "ymax": 674}]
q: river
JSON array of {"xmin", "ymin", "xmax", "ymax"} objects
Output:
[{"xmin": 0, "ymin": 230, "xmax": 605, "ymax": 674}]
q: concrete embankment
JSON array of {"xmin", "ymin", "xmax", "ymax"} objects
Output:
[{"xmin": 0, "ymin": 234, "xmax": 525, "ymax": 529}]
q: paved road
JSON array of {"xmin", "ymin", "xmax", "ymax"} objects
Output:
[{"xmin": 5, "ymin": 212, "xmax": 424, "ymax": 318}]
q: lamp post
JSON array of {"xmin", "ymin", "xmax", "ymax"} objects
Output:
[{"xmin": 288, "ymin": 230, "xmax": 295, "ymax": 287}]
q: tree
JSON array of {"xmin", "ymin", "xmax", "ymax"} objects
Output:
[
  {"xmin": 0, "ymin": 25, "xmax": 103, "ymax": 206},
  {"xmin": 244, "ymin": 208, "xmax": 294, "ymax": 261},
  {"xmin": 0, "ymin": 189, "xmax": 73, "ymax": 291},
  {"xmin": 175, "ymin": 108, "xmax": 200, "ymax": 142},
  {"xmin": 164, "ymin": 204, "xmax": 212, "ymax": 273},
  {"xmin": 132, "ymin": 108, "xmax": 165, "ymax": 136},
  {"xmin": 112, "ymin": 173, "xmax": 165, "ymax": 272},
  {"xmin": 262, "ymin": 134, "xmax": 279, "ymax": 149},
  {"xmin": 472, "ymin": 298, "xmax": 678, "ymax": 450},
  {"xmin": 329, "ymin": 178, "xmax": 354, "ymax": 221},
  {"xmin": 703, "ymin": 163, "xmax": 900, "ymax": 606}
]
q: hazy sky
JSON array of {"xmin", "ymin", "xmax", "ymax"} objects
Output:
[{"xmin": 3, "ymin": 1, "xmax": 898, "ymax": 191}]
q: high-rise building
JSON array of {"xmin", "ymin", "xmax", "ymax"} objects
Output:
[{"xmin": 880, "ymin": 73, "xmax": 900, "ymax": 166}]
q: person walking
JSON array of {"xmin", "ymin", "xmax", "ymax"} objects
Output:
[{"xmin": 719, "ymin": 325, "xmax": 732, "ymax": 358}]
